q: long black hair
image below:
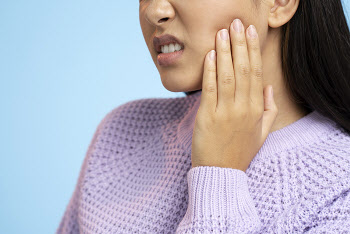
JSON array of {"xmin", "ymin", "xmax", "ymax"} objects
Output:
[{"xmin": 185, "ymin": 0, "xmax": 350, "ymax": 134}]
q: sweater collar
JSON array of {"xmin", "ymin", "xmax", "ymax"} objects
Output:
[
  {"xmin": 176, "ymin": 90, "xmax": 339, "ymax": 156},
  {"xmin": 257, "ymin": 109, "xmax": 338, "ymax": 156}
]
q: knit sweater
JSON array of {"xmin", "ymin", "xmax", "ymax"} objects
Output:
[{"xmin": 57, "ymin": 90, "xmax": 350, "ymax": 234}]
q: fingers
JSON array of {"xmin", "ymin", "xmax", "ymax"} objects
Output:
[
  {"xmin": 246, "ymin": 25, "xmax": 264, "ymax": 110},
  {"xmin": 230, "ymin": 19, "xmax": 250, "ymax": 105},
  {"xmin": 216, "ymin": 29, "xmax": 235, "ymax": 109},
  {"xmin": 201, "ymin": 19, "xmax": 264, "ymax": 116},
  {"xmin": 200, "ymin": 50, "xmax": 217, "ymax": 114}
]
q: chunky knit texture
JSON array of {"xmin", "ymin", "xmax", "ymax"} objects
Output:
[{"xmin": 57, "ymin": 90, "xmax": 350, "ymax": 233}]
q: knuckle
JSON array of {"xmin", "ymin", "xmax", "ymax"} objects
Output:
[
  {"xmin": 207, "ymin": 66, "xmax": 216, "ymax": 73},
  {"xmin": 238, "ymin": 110, "xmax": 249, "ymax": 119},
  {"xmin": 238, "ymin": 64, "xmax": 250, "ymax": 76},
  {"xmin": 217, "ymin": 111, "xmax": 232, "ymax": 122},
  {"xmin": 223, "ymin": 78, "xmax": 234, "ymax": 85},
  {"xmin": 236, "ymin": 38, "xmax": 246, "ymax": 47},
  {"xmin": 252, "ymin": 65, "xmax": 263, "ymax": 79},
  {"xmin": 250, "ymin": 41, "xmax": 260, "ymax": 51},
  {"xmin": 233, "ymin": 106, "xmax": 248, "ymax": 118},
  {"xmin": 221, "ymin": 46, "xmax": 231, "ymax": 54},
  {"xmin": 204, "ymin": 84, "xmax": 216, "ymax": 93},
  {"xmin": 220, "ymin": 72, "xmax": 234, "ymax": 85}
]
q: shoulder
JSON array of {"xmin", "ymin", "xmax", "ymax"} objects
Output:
[
  {"xmin": 88, "ymin": 95, "xmax": 196, "ymax": 147},
  {"xmin": 292, "ymin": 128, "xmax": 350, "ymax": 223},
  {"xmin": 102, "ymin": 95, "xmax": 196, "ymax": 129},
  {"xmin": 302, "ymin": 125, "xmax": 350, "ymax": 185},
  {"xmin": 280, "ymin": 126, "xmax": 350, "ymax": 219},
  {"xmin": 82, "ymin": 95, "xmax": 196, "ymax": 174}
]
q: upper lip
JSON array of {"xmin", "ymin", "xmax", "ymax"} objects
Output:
[{"xmin": 153, "ymin": 34, "xmax": 185, "ymax": 53}]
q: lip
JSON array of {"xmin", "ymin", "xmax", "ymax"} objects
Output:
[
  {"xmin": 153, "ymin": 34, "xmax": 185, "ymax": 53},
  {"xmin": 157, "ymin": 49, "xmax": 184, "ymax": 66}
]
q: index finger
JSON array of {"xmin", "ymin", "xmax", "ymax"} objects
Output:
[{"xmin": 200, "ymin": 50, "xmax": 217, "ymax": 114}]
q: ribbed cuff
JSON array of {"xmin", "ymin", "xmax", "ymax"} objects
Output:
[{"xmin": 182, "ymin": 166, "xmax": 259, "ymax": 223}]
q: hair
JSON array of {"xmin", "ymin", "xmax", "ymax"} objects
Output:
[{"xmin": 184, "ymin": 0, "xmax": 350, "ymax": 134}]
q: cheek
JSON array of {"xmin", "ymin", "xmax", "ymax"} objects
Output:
[
  {"xmin": 187, "ymin": 16, "xmax": 242, "ymax": 58},
  {"xmin": 187, "ymin": 8, "xmax": 251, "ymax": 51}
]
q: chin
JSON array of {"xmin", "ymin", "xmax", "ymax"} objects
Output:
[{"xmin": 160, "ymin": 74, "xmax": 202, "ymax": 93}]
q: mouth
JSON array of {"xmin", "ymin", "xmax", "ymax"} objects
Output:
[
  {"xmin": 153, "ymin": 34, "xmax": 185, "ymax": 54},
  {"xmin": 157, "ymin": 49, "xmax": 184, "ymax": 66},
  {"xmin": 153, "ymin": 34, "xmax": 185, "ymax": 66},
  {"xmin": 156, "ymin": 43, "xmax": 185, "ymax": 55}
]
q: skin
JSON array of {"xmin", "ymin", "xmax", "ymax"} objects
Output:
[
  {"xmin": 139, "ymin": 0, "xmax": 309, "ymax": 134},
  {"xmin": 189, "ymin": 22, "xmax": 279, "ymax": 171},
  {"xmin": 139, "ymin": 0, "xmax": 310, "ymax": 170}
]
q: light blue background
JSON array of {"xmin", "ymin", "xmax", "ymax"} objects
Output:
[{"xmin": 1, "ymin": 1, "xmax": 350, "ymax": 233}]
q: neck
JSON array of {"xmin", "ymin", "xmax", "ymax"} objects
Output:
[{"xmin": 261, "ymin": 27, "xmax": 310, "ymax": 134}]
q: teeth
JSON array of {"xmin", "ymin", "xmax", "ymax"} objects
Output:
[{"xmin": 161, "ymin": 43, "xmax": 183, "ymax": 53}]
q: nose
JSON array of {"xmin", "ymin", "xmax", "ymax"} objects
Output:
[{"xmin": 144, "ymin": 0, "xmax": 175, "ymax": 27}]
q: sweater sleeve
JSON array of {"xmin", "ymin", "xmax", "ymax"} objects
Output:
[
  {"xmin": 56, "ymin": 111, "xmax": 111, "ymax": 234},
  {"xmin": 175, "ymin": 166, "xmax": 262, "ymax": 233}
]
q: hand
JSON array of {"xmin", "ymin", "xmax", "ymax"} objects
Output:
[{"xmin": 191, "ymin": 19, "xmax": 278, "ymax": 172}]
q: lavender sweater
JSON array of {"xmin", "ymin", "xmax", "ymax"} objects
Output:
[{"xmin": 57, "ymin": 90, "xmax": 350, "ymax": 233}]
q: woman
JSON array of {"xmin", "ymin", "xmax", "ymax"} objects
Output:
[{"xmin": 57, "ymin": 0, "xmax": 350, "ymax": 233}]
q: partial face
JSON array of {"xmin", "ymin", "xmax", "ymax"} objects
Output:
[{"xmin": 139, "ymin": 0, "xmax": 270, "ymax": 92}]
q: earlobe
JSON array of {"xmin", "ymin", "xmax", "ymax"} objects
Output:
[{"xmin": 268, "ymin": 0, "xmax": 299, "ymax": 29}]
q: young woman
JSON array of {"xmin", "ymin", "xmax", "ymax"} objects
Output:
[{"xmin": 57, "ymin": 0, "xmax": 350, "ymax": 233}]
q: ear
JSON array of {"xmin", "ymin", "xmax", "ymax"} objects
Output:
[{"xmin": 268, "ymin": 0, "xmax": 300, "ymax": 28}]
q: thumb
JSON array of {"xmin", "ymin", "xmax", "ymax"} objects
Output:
[{"xmin": 262, "ymin": 85, "xmax": 278, "ymax": 138}]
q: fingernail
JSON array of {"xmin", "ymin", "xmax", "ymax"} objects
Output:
[
  {"xmin": 233, "ymin": 19, "xmax": 243, "ymax": 33},
  {"xmin": 220, "ymin": 29, "xmax": 229, "ymax": 40},
  {"xmin": 209, "ymin": 50, "xmax": 216, "ymax": 61},
  {"xmin": 248, "ymin": 25, "xmax": 258, "ymax": 38}
]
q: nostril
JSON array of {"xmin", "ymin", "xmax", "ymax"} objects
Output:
[{"xmin": 158, "ymin": 18, "xmax": 168, "ymax": 23}]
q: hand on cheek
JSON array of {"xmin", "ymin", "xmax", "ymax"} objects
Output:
[{"xmin": 191, "ymin": 19, "xmax": 278, "ymax": 172}]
